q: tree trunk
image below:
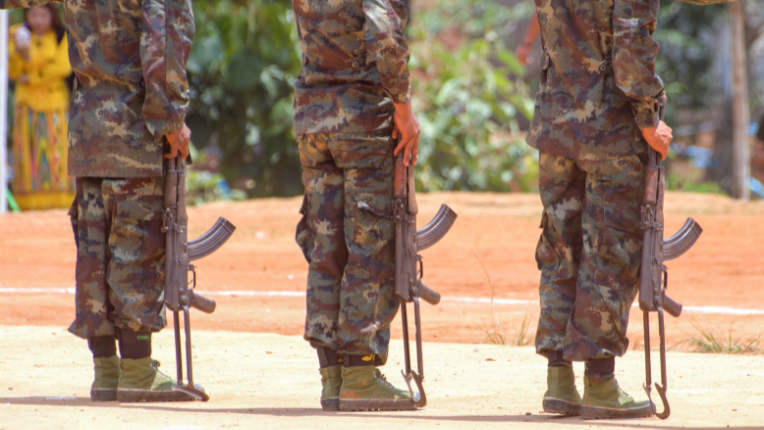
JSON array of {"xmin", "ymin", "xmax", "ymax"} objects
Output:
[{"xmin": 731, "ymin": 0, "xmax": 750, "ymax": 200}]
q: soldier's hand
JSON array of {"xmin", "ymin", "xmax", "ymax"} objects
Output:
[
  {"xmin": 392, "ymin": 101, "xmax": 420, "ymax": 167},
  {"xmin": 515, "ymin": 43, "xmax": 533, "ymax": 66},
  {"xmin": 641, "ymin": 121, "xmax": 672, "ymax": 161},
  {"xmin": 165, "ymin": 124, "xmax": 191, "ymax": 160}
]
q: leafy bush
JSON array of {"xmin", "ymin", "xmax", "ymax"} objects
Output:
[
  {"xmin": 186, "ymin": 0, "xmax": 303, "ymax": 198},
  {"xmin": 185, "ymin": 0, "xmax": 536, "ymax": 196},
  {"xmin": 409, "ymin": 0, "xmax": 537, "ymax": 192}
]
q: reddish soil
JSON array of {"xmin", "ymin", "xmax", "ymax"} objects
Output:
[{"xmin": 1, "ymin": 192, "xmax": 763, "ymax": 350}]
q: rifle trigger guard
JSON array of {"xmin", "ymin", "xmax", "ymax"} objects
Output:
[
  {"xmin": 188, "ymin": 264, "xmax": 197, "ymax": 289},
  {"xmin": 417, "ymin": 255, "xmax": 424, "ymax": 280}
]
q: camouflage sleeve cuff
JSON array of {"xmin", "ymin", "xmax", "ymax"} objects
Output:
[
  {"xmin": 390, "ymin": 86, "xmax": 411, "ymax": 105},
  {"xmin": 632, "ymin": 100, "xmax": 659, "ymax": 129},
  {"xmin": 145, "ymin": 116, "xmax": 185, "ymax": 138}
]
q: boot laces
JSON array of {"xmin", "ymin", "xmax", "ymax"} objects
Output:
[
  {"xmin": 151, "ymin": 360, "xmax": 174, "ymax": 383},
  {"xmin": 374, "ymin": 369, "xmax": 394, "ymax": 390}
]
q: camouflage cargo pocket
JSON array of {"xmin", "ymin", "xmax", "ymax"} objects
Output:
[
  {"xmin": 353, "ymin": 197, "xmax": 394, "ymax": 248},
  {"xmin": 535, "ymin": 211, "xmax": 560, "ymax": 274},
  {"xmin": 295, "ymin": 194, "xmax": 314, "ymax": 263}
]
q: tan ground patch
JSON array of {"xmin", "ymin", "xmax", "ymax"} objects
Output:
[{"xmin": 0, "ymin": 325, "xmax": 762, "ymax": 429}]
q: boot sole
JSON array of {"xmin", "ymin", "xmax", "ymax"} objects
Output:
[
  {"xmin": 543, "ymin": 397, "xmax": 580, "ymax": 416},
  {"xmin": 117, "ymin": 388, "xmax": 196, "ymax": 403},
  {"xmin": 581, "ymin": 404, "xmax": 654, "ymax": 420},
  {"xmin": 321, "ymin": 398, "xmax": 339, "ymax": 411},
  {"xmin": 339, "ymin": 399, "xmax": 417, "ymax": 411},
  {"xmin": 90, "ymin": 389, "xmax": 117, "ymax": 402}
]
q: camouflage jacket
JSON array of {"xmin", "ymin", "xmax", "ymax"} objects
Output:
[
  {"xmin": 526, "ymin": 0, "xmax": 664, "ymax": 160},
  {"xmin": 1, "ymin": 0, "xmax": 194, "ymax": 178},
  {"xmin": 291, "ymin": 0, "xmax": 410, "ymax": 136}
]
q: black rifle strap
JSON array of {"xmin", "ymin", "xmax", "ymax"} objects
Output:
[
  {"xmin": 585, "ymin": 357, "xmax": 615, "ymax": 380},
  {"xmin": 118, "ymin": 329, "xmax": 152, "ymax": 360},
  {"xmin": 88, "ymin": 336, "xmax": 117, "ymax": 358},
  {"xmin": 316, "ymin": 347, "xmax": 341, "ymax": 368}
]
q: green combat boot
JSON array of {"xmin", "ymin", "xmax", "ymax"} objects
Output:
[
  {"xmin": 542, "ymin": 366, "xmax": 582, "ymax": 415},
  {"xmin": 581, "ymin": 376, "xmax": 654, "ymax": 419},
  {"xmin": 90, "ymin": 356, "xmax": 121, "ymax": 401},
  {"xmin": 339, "ymin": 366, "xmax": 416, "ymax": 411},
  {"xmin": 319, "ymin": 365, "xmax": 343, "ymax": 411},
  {"xmin": 117, "ymin": 358, "xmax": 198, "ymax": 402}
]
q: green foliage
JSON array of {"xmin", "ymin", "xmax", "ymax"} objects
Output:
[
  {"xmin": 655, "ymin": 0, "xmax": 728, "ymax": 123},
  {"xmin": 186, "ymin": 0, "xmax": 302, "ymax": 198},
  {"xmin": 186, "ymin": 144, "xmax": 247, "ymax": 206},
  {"xmin": 666, "ymin": 172, "xmax": 727, "ymax": 194},
  {"xmin": 186, "ymin": 0, "xmax": 535, "ymax": 196},
  {"xmin": 410, "ymin": 0, "xmax": 537, "ymax": 192}
]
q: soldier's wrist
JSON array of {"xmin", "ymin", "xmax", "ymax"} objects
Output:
[{"xmin": 390, "ymin": 86, "xmax": 412, "ymax": 105}]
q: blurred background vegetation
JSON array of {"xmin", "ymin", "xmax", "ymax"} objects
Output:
[
  {"xmin": 178, "ymin": 0, "xmax": 763, "ymax": 201},
  {"xmin": 7, "ymin": 0, "xmax": 762, "ymax": 202}
]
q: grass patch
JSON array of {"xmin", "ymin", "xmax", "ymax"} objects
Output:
[
  {"xmin": 688, "ymin": 322, "xmax": 762, "ymax": 354},
  {"xmin": 472, "ymin": 250, "xmax": 533, "ymax": 346}
]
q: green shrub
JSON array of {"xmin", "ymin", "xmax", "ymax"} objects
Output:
[
  {"xmin": 409, "ymin": 0, "xmax": 537, "ymax": 192},
  {"xmin": 186, "ymin": 0, "xmax": 303, "ymax": 198}
]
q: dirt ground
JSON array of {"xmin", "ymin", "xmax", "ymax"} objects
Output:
[
  {"xmin": 1, "ymin": 325, "xmax": 763, "ymax": 429},
  {"xmin": 1, "ymin": 192, "xmax": 763, "ymax": 349},
  {"xmin": 1, "ymin": 192, "xmax": 764, "ymax": 429}
]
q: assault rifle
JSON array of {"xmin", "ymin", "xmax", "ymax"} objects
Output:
[
  {"xmin": 394, "ymin": 153, "xmax": 457, "ymax": 408},
  {"xmin": 639, "ymin": 96, "xmax": 703, "ymax": 419},
  {"xmin": 163, "ymin": 155, "xmax": 236, "ymax": 401}
]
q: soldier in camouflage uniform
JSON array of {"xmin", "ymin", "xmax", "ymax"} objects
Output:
[
  {"xmin": 527, "ymin": 0, "xmax": 674, "ymax": 419},
  {"xmin": 292, "ymin": 0, "xmax": 421, "ymax": 412},
  {"xmin": 1, "ymin": 0, "xmax": 195, "ymax": 402}
]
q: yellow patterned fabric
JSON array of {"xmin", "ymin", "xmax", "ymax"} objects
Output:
[
  {"xmin": 9, "ymin": 25, "xmax": 74, "ymax": 210},
  {"xmin": 12, "ymin": 106, "xmax": 74, "ymax": 210},
  {"xmin": 8, "ymin": 25, "xmax": 71, "ymax": 111}
]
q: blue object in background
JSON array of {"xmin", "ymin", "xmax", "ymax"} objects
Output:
[
  {"xmin": 750, "ymin": 177, "xmax": 764, "ymax": 199},
  {"xmin": 217, "ymin": 177, "xmax": 232, "ymax": 198},
  {"xmin": 670, "ymin": 143, "xmax": 714, "ymax": 169}
]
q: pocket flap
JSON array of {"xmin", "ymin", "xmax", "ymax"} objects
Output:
[{"xmin": 356, "ymin": 201, "xmax": 392, "ymax": 219}]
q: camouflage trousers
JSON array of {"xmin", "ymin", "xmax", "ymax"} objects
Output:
[
  {"xmin": 534, "ymin": 152, "xmax": 645, "ymax": 361},
  {"xmin": 67, "ymin": 176, "xmax": 167, "ymax": 339},
  {"xmin": 295, "ymin": 132, "xmax": 398, "ymax": 364}
]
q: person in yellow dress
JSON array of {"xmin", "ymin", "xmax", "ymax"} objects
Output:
[{"xmin": 9, "ymin": 4, "xmax": 72, "ymax": 210}]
